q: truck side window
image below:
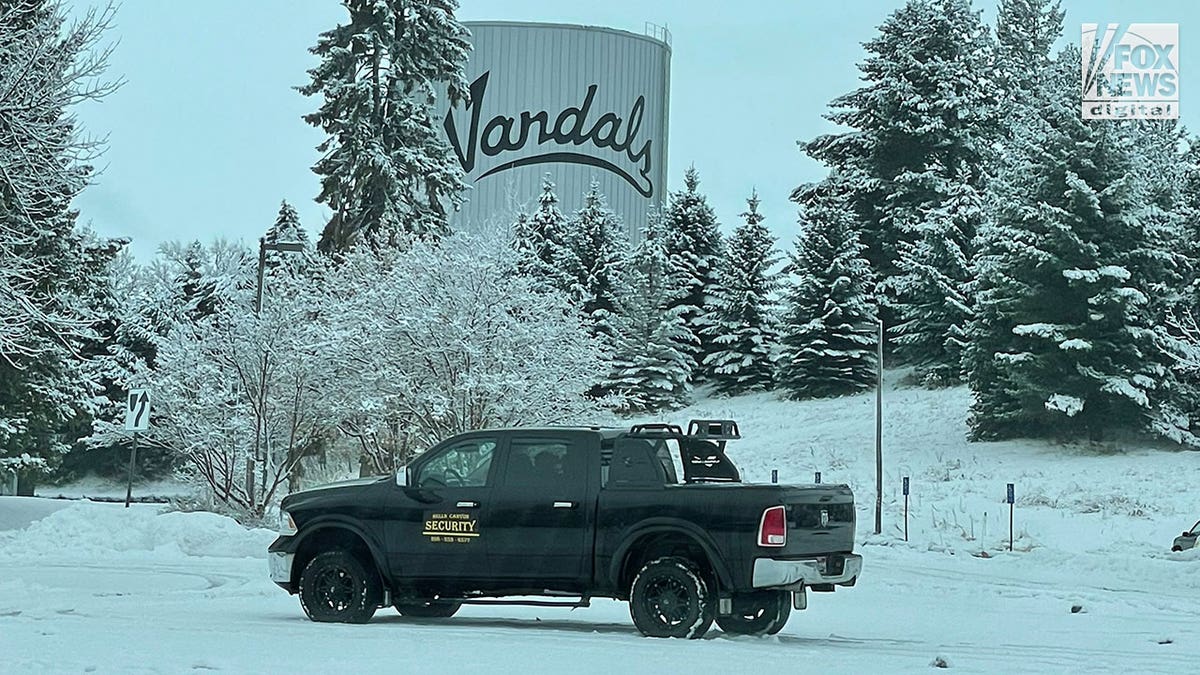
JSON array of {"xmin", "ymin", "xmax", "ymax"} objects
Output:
[
  {"xmin": 503, "ymin": 439, "xmax": 585, "ymax": 489},
  {"xmin": 415, "ymin": 438, "xmax": 497, "ymax": 488}
]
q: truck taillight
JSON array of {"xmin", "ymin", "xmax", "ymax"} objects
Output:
[{"xmin": 758, "ymin": 505, "xmax": 786, "ymax": 547}]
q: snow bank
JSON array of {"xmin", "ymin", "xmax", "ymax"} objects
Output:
[{"xmin": 0, "ymin": 501, "xmax": 276, "ymax": 560}]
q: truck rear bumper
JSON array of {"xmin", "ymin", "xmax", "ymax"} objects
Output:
[{"xmin": 752, "ymin": 553, "xmax": 862, "ymax": 590}]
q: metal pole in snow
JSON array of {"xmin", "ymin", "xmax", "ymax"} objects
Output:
[
  {"xmin": 125, "ymin": 432, "xmax": 138, "ymax": 508},
  {"xmin": 771, "ymin": 469, "xmax": 778, "ymax": 484},
  {"xmin": 903, "ymin": 476, "xmax": 909, "ymax": 542},
  {"xmin": 1007, "ymin": 483, "xmax": 1015, "ymax": 551},
  {"xmin": 875, "ymin": 318, "xmax": 883, "ymax": 535}
]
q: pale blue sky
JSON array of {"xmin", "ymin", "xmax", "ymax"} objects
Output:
[{"xmin": 69, "ymin": 0, "xmax": 1200, "ymax": 258}]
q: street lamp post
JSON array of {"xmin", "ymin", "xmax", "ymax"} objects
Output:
[
  {"xmin": 875, "ymin": 318, "xmax": 883, "ymax": 535},
  {"xmin": 246, "ymin": 237, "xmax": 306, "ymax": 513}
]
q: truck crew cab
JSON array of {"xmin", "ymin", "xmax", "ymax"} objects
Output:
[{"xmin": 267, "ymin": 420, "xmax": 862, "ymax": 638}]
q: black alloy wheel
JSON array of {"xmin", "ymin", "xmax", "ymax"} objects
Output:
[
  {"xmin": 298, "ymin": 550, "xmax": 380, "ymax": 624},
  {"xmin": 629, "ymin": 557, "xmax": 714, "ymax": 639}
]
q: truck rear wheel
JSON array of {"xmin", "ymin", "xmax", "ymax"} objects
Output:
[
  {"xmin": 716, "ymin": 590, "xmax": 791, "ymax": 635},
  {"xmin": 629, "ymin": 556, "xmax": 714, "ymax": 639},
  {"xmin": 394, "ymin": 600, "xmax": 461, "ymax": 618},
  {"xmin": 298, "ymin": 550, "xmax": 380, "ymax": 624}
]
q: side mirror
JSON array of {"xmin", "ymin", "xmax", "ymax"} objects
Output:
[{"xmin": 395, "ymin": 465, "xmax": 408, "ymax": 487}]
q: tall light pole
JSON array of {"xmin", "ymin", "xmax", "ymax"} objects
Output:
[
  {"xmin": 246, "ymin": 237, "xmax": 306, "ymax": 513},
  {"xmin": 875, "ymin": 318, "xmax": 883, "ymax": 535}
]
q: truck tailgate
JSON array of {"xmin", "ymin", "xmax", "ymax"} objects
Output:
[{"xmin": 777, "ymin": 485, "xmax": 856, "ymax": 556}]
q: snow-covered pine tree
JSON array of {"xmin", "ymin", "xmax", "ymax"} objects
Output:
[
  {"xmin": 561, "ymin": 181, "xmax": 628, "ymax": 325},
  {"xmin": 664, "ymin": 166, "xmax": 724, "ymax": 379},
  {"xmin": 600, "ymin": 211, "xmax": 694, "ymax": 412},
  {"xmin": 511, "ymin": 210, "xmax": 538, "ymax": 276},
  {"xmin": 891, "ymin": 173, "xmax": 985, "ymax": 385},
  {"xmin": 778, "ymin": 185, "xmax": 878, "ymax": 399},
  {"xmin": 799, "ymin": 0, "xmax": 999, "ymax": 346},
  {"xmin": 176, "ymin": 241, "xmax": 221, "ymax": 322},
  {"xmin": 0, "ymin": 1, "xmax": 119, "ymax": 493},
  {"xmin": 1168, "ymin": 140, "xmax": 1200, "ymax": 440},
  {"xmin": 965, "ymin": 47, "xmax": 1189, "ymax": 444},
  {"xmin": 263, "ymin": 200, "xmax": 311, "ymax": 272},
  {"xmin": 994, "ymin": 0, "xmax": 1064, "ymax": 104},
  {"xmin": 510, "ymin": 176, "xmax": 577, "ymax": 296},
  {"xmin": 58, "ymin": 234, "xmax": 167, "ymax": 482},
  {"xmin": 300, "ymin": 0, "xmax": 471, "ymax": 251},
  {"xmin": 702, "ymin": 191, "xmax": 782, "ymax": 395}
]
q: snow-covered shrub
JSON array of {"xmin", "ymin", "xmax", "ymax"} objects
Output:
[{"xmin": 328, "ymin": 231, "xmax": 610, "ymax": 467}]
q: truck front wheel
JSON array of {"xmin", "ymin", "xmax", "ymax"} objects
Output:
[
  {"xmin": 716, "ymin": 590, "xmax": 791, "ymax": 635},
  {"xmin": 298, "ymin": 550, "xmax": 380, "ymax": 624},
  {"xmin": 629, "ymin": 557, "xmax": 714, "ymax": 639}
]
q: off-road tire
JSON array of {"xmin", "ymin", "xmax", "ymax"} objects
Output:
[
  {"xmin": 716, "ymin": 590, "xmax": 791, "ymax": 636},
  {"xmin": 629, "ymin": 556, "xmax": 714, "ymax": 639},
  {"xmin": 394, "ymin": 600, "xmax": 462, "ymax": 618},
  {"xmin": 298, "ymin": 550, "xmax": 380, "ymax": 624},
  {"xmin": 1173, "ymin": 545, "xmax": 1183, "ymax": 552}
]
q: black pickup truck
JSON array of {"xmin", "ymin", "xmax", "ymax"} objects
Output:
[{"xmin": 267, "ymin": 420, "xmax": 862, "ymax": 638}]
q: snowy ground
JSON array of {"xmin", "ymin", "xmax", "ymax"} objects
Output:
[{"xmin": 2, "ymin": 381, "xmax": 1199, "ymax": 673}]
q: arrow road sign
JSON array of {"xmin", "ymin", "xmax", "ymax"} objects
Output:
[{"xmin": 124, "ymin": 389, "xmax": 150, "ymax": 432}]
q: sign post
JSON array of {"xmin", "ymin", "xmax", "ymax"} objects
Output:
[
  {"xmin": 124, "ymin": 389, "xmax": 151, "ymax": 508},
  {"xmin": 1006, "ymin": 482, "xmax": 1015, "ymax": 551},
  {"xmin": 902, "ymin": 476, "xmax": 910, "ymax": 542}
]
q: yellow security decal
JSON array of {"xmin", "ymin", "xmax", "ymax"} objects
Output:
[{"xmin": 422, "ymin": 512, "xmax": 480, "ymax": 543}]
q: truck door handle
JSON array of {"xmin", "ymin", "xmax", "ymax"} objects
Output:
[
  {"xmin": 553, "ymin": 501, "xmax": 576, "ymax": 509},
  {"xmin": 456, "ymin": 501, "xmax": 478, "ymax": 508}
]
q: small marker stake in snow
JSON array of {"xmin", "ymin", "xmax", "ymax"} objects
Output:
[
  {"xmin": 771, "ymin": 469, "xmax": 778, "ymax": 484},
  {"xmin": 902, "ymin": 476, "xmax": 910, "ymax": 542},
  {"xmin": 814, "ymin": 471, "xmax": 821, "ymax": 484},
  {"xmin": 1006, "ymin": 482, "xmax": 1015, "ymax": 551}
]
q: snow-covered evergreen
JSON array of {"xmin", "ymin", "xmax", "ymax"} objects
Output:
[
  {"xmin": 0, "ymin": 1, "xmax": 120, "ymax": 493},
  {"xmin": 965, "ymin": 48, "xmax": 1191, "ymax": 444},
  {"xmin": 300, "ymin": 0, "xmax": 472, "ymax": 251},
  {"xmin": 262, "ymin": 201, "xmax": 311, "ymax": 272},
  {"xmin": 702, "ymin": 191, "xmax": 782, "ymax": 395},
  {"xmin": 799, "ymin": 0, "xmax": 998, "ymax": 351},
  {"xmin": 561, "ymin": 181, "xmax": 629, "ymax": 325},
  {"xmin": 664, "ymin": 167, "xmax": 724, "ymax": 379},
  {"xmin": 510, "ymin": 176, "xmax": 577, "ymax": 296},
  {"xmin": 600, "ymin": 211, "xmax": 695, "ymax": 412},
  {"xmin": 994, "ymin": 0, "xmax": 1064, "ymax": 102},
  {"xmin": 891, "ymin": 175, "xmax": 984, "ymax": 385},
  {"xmin": 778, "ymin": 187, "xmax": 878, "ymax": 399}
]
